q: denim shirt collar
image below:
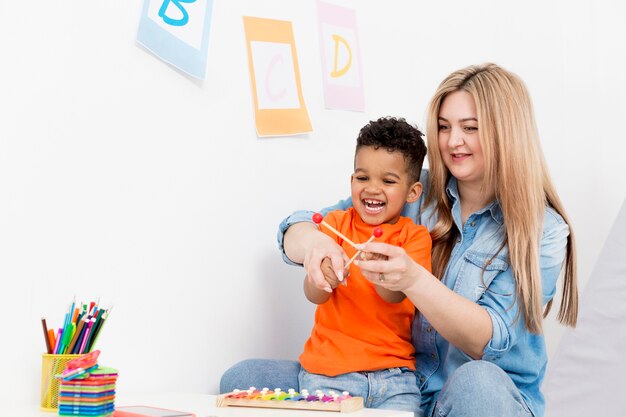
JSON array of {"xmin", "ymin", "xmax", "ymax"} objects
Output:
[{"xmin": 445, "ymin": 177, "xmax": 504, "ymax": 225}]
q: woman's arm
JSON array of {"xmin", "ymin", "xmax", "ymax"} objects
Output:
[
  {"xmin": 277, "ymin": 170, "xmax": 428, "ymax": 266},
  {"xmin": 356, "ymin": 211, "xmax": 569, "ymax": 359},
  {"xmin": 278, "ymin": 198, "xmax": 354, "ymax": 292},
  {"xmin": 403, "ymin": 267, "xmax": 492, "ymax": 359},
  {"xmin": 355, "ymin": 242, "xmax": 492, "ymax": 359}
]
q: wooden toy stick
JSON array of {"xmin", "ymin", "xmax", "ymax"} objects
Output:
[
  {"xmin": 345, "ymin": 237, "xmax": 373, "ymax": 269},
  {"xmin": 312, "ymin": 213, "xmax": 358, "ymax": 249},
  {"xmin": 345, "ymin": 226, "xmax": 383, "ymax": 269}
]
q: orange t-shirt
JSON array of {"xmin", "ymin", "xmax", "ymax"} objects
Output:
[{"xmin": 299, "ymin": 208, "xmax": 432, "ymax": 376}]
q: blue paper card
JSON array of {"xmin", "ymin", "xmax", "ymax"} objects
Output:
[{"xmin": 137, "ymin": 0, "xmax": 214, "ymax": 79}]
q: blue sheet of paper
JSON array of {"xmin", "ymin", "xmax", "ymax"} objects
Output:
[{"xmin": 137, "ymin": 0, "xmax": 214, "ymax": 79}]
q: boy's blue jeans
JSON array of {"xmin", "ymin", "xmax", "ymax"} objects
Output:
[
  {"xmin": 220, "ymin": 359, "xmax": 533, "ymax": 417},
  {"xmin": 299, "ymin": 367, "xmax": 420, "ymax": 414}
]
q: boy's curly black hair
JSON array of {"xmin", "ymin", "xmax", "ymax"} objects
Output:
[{"xmin": 356, "ymin": 116, "xmax": 427, "ymax": 183}]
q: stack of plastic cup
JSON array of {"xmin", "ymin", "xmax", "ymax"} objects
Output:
[
  {"xmin": 55, "ymin": 350, "xmax": 118, "ymax": 417},
  {"xmin": 57, "ymin": 366, "xmax": 118, "ymax": 416}
]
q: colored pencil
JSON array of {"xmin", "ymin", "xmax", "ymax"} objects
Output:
[
  {"xmin": 41, "ymin": 318, "xmax": 52, "ymax": 354},
  {"xmin": 48, "ymin": 329, "xmax": 56, "ymax": 352},
  {"xmin": 67, "ymin": 317, "xmax": 87, "ymax": 354}
]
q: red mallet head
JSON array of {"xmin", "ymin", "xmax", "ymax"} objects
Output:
[
  {"xmin": 372, "ymin": 227, "xmax": 383, "ymax": 238},
  {"xmin": 312, "ymin": 213, "xmax": 324, "ymax": 224}
]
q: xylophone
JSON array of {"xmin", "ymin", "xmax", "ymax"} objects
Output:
[{"xmin": 216, "ymin": 387, "xmax": 364, "ymax": 413}]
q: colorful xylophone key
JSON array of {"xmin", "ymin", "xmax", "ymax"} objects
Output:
[{"xmin": 216, "ymin": 387, "xmax": 363, "ymax": 413}]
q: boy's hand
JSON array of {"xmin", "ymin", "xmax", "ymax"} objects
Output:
[
  {"xmin": 321, "ymin": 257, "xmax": 342, "ymax": 289},
  {"xmin": 359, "ymin": 251, "xmax": 389, "ymax": 262}
]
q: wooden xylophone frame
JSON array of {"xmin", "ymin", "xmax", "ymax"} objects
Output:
[{"xmin": 216, "ymin": 393, "xmax": 364, "ymax": 413}]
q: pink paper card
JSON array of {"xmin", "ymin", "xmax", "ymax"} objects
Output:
[{"xmin": 316, "ymin": 1, "xmax": 365, "ymax": 112}]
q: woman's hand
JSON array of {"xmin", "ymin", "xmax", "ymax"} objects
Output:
[
  {"xmin": 285, "ymin": 222, "xmax": 348, "ymax": 293},
  {"xmin": 304, "ymin": 233, "xmax": 348, "ymax": 293},
  {"xmin": 303, "ymin": 257, "xmax": 344, "ymax": 304},
  {"xmin": 356, "ymin": 241, "xmax": 492, "ymax": 359},
  {"xmin": 354, "ymin": 241, "xmax": 428, "ymax": 292}
]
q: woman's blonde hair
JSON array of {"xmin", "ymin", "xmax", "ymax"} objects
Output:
[{"xmin": 425, "ymin": 63, "xmax": 578, "ymax": 333}]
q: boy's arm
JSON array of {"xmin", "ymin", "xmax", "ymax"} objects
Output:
[
  {"xmin": 304, "ymin": 273, "xmax": 331, "ymax": 304},
  {"xmin": 375, "ymin": 285, "xmax": 406, "ymax": 303}
]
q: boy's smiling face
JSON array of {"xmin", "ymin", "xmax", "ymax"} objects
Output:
[{"xmin": 351, "ymin": 146, "xmax": 422, "ymax": 225}]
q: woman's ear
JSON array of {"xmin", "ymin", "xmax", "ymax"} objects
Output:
[{"xmin": 406, "ymin": 182, "xmax": 423, "ymax": 203}]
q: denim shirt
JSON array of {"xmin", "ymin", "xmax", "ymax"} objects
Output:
[{"xmin": 277, "ymin": 170, "xmax": 569, "ymax": 417}]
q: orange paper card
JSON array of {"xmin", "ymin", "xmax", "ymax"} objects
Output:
[{"xmin": 243, "ymin": 16, "xmax": 313, "ymax": 137}]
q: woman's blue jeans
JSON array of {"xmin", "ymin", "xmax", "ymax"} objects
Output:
[{"xmin": 220, "ymin": 359, "xmax": 533, "ymax": 417}]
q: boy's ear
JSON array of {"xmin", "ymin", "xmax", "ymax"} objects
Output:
[{"xmin": 406, "ymin": 182, "xmax": 423, "ymax": 203}]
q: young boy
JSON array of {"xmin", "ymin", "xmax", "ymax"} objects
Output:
[{"xmin": 299, "ymin": 117, "xmax": 432, "ymax": 413}]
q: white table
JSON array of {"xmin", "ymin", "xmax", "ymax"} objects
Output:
[{"xmin": 2, "ymin": 393, "xmax": 413, "ymax": 417}]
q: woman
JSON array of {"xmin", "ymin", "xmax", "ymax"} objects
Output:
[{"xmin": 220, "ymin": 63, "xmax": 578, "ymax": 417}]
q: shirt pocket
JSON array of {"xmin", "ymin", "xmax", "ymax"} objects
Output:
[{"xmin": 454, "ymin": 250, "xmax": 510, "ymax": 302}]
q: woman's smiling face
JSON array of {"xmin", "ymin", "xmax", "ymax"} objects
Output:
[{"xmin": 437, "ymin": 90, "xmax": 485, "ymax": 187}]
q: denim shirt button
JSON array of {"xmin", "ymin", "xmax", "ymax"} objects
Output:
[
  {"xmin": 430, "ymin": 353, "xmax": 436, "ymax": 359},
  {"xmin": 419, "ymin": 376, "xmax": 425, "ymax": 384},
  {"xmin": 426, "ymin": 326, "xmax": 432, "ymax": 333},
  {"xmin": 470, "ymin": 221, "xmax": 476, "ymax": 227}
]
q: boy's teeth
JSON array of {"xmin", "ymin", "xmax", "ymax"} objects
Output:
[{"xmin": 364, "ymin": 199, "xmax": 385, "ymax": 212}]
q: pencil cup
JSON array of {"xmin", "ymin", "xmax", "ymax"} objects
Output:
[{"xmin": 40, "ymin": 353, "xmax": 79, "ymax": 412}]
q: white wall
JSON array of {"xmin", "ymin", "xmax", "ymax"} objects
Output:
[{"xmin": 1, "ymin": 0, "xmax": 625, "ymax": 407}]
